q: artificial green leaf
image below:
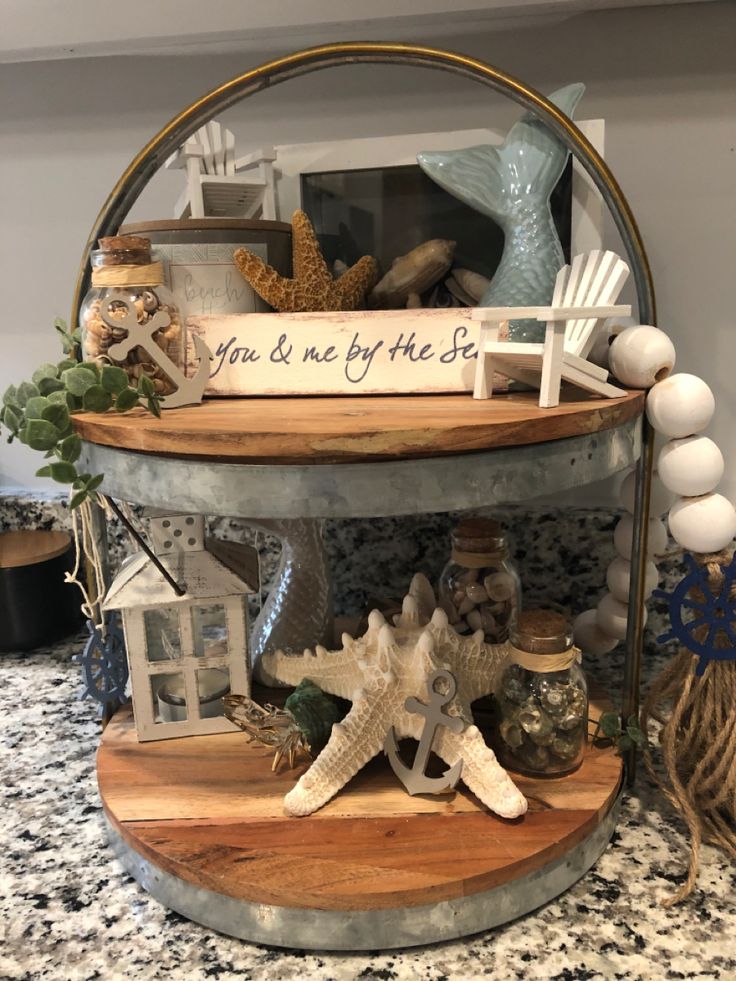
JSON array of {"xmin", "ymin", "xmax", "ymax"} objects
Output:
[
  {"xmin": 24, "ymin": 418, "xmax": 60, "ymax": 451},
  {"xmin": 35, "ymin": 466, "xmax": 53, "ymax": 478},
  {"xmin": 38, "ymin": 377, "xmax": 65, "ymax": 397},
  {"xmin": 59, "ymin": 434, "xmax": 81, "ymax": 463},
  {"xmin": 32, "ymin": 363, "xmax": 59, "ymax": 386},
  {"xmin": 62, "ymin": 366, "xmax": 98, "ymax": 397},
  {"xmin": 25, "ymin": 396, "xmax": 51, "ymax": 419},
  {"xmin": 138, "ymin": 374, "xmax": 155, "ymax": 397},
  {"xmin": 101, "ymin": 365, "xmax": 129, "ymax": 394},
  {"xmin": 57, "ymin": 359, "xmax": 78, "ymax": 375},
  {"xmin": 16, "ymin": 381, "xmax": 40, "ymax": 407},
  {"xmin": 47, "ymin": 390, "xmax": 69, "ymax": 405},
  {"xmin": 69, "ymin": 490, "xmax": 88, "ymax": 510},
  {"xmin": 599, "ymin": 712, "xmax": 620, "ymax": 738},
  {"xmin": 78, "ymin": 362, "xmax": 100, "ymax": 378},
  {"xmin": 626, "ymin": 725, "xmax": 647, "ymax": 747},
  {"xmin": 3, "ymin": 405, "xmax": 22, "ymax": 433},
  {"xmin": 82, "ymin": 385, "xmax": 113, "ymax": 413},
  {"xmin": 48, "ymin": 461, "xmax": 78, "ymax": 484},
  {"xmin": 42, "ymin": 403, "xmax": 70, "ymax": 430},
  {"xmin": 73, "ymin": 473, "xmax": 91, "ymax": 488},
  {"xmin": 3, "ymin": 384, "xmax": 18, "ymax": 407},
  {"xmin": 147, "ymin": 395, "xmax": 162, "ymax": 419},
  {"xmin": 85, "ymin": 474, "xmax": 104, "ymax": 492},
  {"xmin": 618, "ymin": 734, "xmax": 634, "ymax": 753},
  {"xmin": 65, "ymin": 392, "xmax": 83, "ymax": 412},
  {"xmin": 114, "ymin": 388, "xmax": 139, "ymax": 413}
]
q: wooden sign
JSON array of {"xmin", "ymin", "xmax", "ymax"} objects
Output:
[{"xmin": 186, "ymin": 309, "xmax": 479, "ymax": 396}]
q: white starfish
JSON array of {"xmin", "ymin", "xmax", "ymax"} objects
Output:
[{"xmin": 260, "ymin": 574, "xmax": 528, "ymax": 819}]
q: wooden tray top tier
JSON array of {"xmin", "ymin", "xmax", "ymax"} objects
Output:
[
  {"xmin": 99, "ymin": 689, "xmax": 622, "ymax": 914},
  {"xmin": 73, "ymin": 390, "xmax": 644, "ymax": 464}
]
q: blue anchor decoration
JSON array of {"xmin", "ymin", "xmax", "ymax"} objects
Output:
[
  {"xmin": 385, "ymin": 669, "xmax": 465, "ymax": 796},
  {"xmin": 654, "ymin": 552, "xmax": 736, "ymax": 676},
  {"xmin": 102, "ymin": 292, "xmax": 211, "ymax": 408}
]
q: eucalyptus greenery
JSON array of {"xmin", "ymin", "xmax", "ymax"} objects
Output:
[
  {"xmin": 0, "ymin": 318, "xmax": 163, "ymax": 509},
  {"xmin": 593, "ymin": 712, "xmax": 648, "ymax": 754}
]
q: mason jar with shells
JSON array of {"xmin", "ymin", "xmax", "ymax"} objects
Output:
[
  {"xmin": 80, "ymin": 235, "xmax": 183, "ymax": 394},
  {"xmin": 494, "ymin": 609, "xmax": 588, "ymax": 777},
  {"xmin": 437, "ymin": 517, "xmax": 521, "ymax": 643}
]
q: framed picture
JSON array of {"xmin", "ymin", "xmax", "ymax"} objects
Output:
[{"xmin": 272, "ymin": 121, "xmax": 605, "ymax": 280}]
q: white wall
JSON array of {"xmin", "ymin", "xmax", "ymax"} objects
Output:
[{"xmin": 1, "ymin": 2, "xmax": 734, "ymax": 501}]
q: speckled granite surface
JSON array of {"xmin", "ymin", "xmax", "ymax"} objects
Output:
[{"xmin": 2, "ymin": 495, "xmax": 735, "ymax": 979}]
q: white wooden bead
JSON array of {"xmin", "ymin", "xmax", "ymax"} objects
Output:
[
  {"xmin": 606, "ymin": 555, "xmax": 659, "ymax": 602},
  {"xmin": 596, "ymin": 592, "xmax": 648, "ymax": 641},
  {"xmin": 657, "ymin": 436, "xmax": 724, "ymax": 497},
  {"xmin": 668, "ymin": 493, "xmax": 736, "ymax": 553},
  {"xmin": 646, "ymin": 373, "xmax": 715, "ymax": 438},
  {"xmin": 573, "ymin": 609, "xmax": 617, "ymax": 654},
  {"xmin": 608, "ymin": 325, "xmax": 676, "ymax": 389},
  {"xmin": 618, "ymin": 468, "xmax": 675, "ymax": 516},
  {"xmin": 613, "ymin": 513, "xmax": 668, "ymax": 558}
]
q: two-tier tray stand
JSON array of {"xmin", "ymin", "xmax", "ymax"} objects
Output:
[{"xmin": 70, "ymin": 43, "xmax": 656, "ymax": 950}]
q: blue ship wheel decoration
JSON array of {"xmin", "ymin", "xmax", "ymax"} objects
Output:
[
  {"xmin": 73, "ymin": 616, "xmax": 129, "ymax": 713},
  {"xmin": 654, "ymin": 552, "xmax": 736, "ymax": 676}
]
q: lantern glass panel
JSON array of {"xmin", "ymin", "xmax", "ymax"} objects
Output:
[
  {"xmin": 192, "ymin": 603, "xmax": 228, "ymax": 658},
  {"xmin": 196, "ymin": 667, "xmax": 231, "ymax": 719},
  {"xmin": 144, "ymin": 608, "xmax": 182, "ymax": 663},
  {"xmin": 151, "ymin": 671, "xmax": 188, "ymax": 724}
]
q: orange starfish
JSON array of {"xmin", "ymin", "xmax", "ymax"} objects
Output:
[{"xmin": 233, "ymin": 210, "xmax": 378, "ymax": 313}]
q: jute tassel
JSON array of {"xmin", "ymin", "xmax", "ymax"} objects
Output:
[{"xmin": 640, "ymin": 549, "xmax": 736, "ymax": 905}]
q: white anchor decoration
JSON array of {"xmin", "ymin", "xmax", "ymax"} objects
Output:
[
  {"xmin": 385, "ymin": 668, "xmax": 465, "ymax": 796},
  {"xmin": 102, "ymin": 293, "xmax": 211, "ymax": 408}
]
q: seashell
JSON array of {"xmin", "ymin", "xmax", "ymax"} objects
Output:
[
  {"xmin": 466, "ymin": 609, "xmax": 483, "ymax": 631},
  {"xmin": 500, "ymin": 718, "xmax": 524, "ymax": 749},
  {"xmin": 519, "ymin": 699, "xmax": 554, "ymax": 740},
  {"xmin": 552, "ymin": 732, "xmax": 581, "ymax": 760},
  {"xmin": 284, "ymin": 679, "xmax": 346, "ymax": 753},
  {"xmin": 658, "ymin": 435, "xmax": 724, "ymax": 497},
  {"xmin": 668, "ymin": 493, "xmax": 736, "ymax": 553},
  {"xmin": 618, "ymin": 468, "xmax": 674, "ymax": 517},
  {"xmin": 572, "ymin": 608, "xmax": 618, "ymax": 655},
  {"xmin": 405, "ymin": 291, "xmax": 423, "ymax": 309},
  {"xmin": 368, "ymin": 239, "xmax": 456, "ymax": 309},
  {"xmin": 500, "ymin": 664, "xmax": 527, "ymax": 704},
  {"xmin": 484, "ymin": 572, "xmax": 515, "ymax": 602},
  {"xmin": 646, "ymin": 373, "xmax": 715, "ymax": 438},
  {"xmin": 456, "ymin": 568, "xmax": 479, "ymax": 585},
  {"xmin": 452, "ymin": 267, "xmax": 491, "ymax": 303},
  {"xmin": 465, "ymin": 582, "xmax": 489, "ymax": 604},
  {"xmin": 479, "ymin": 606, "xmax": 499, "ymax": 636},
  {"xmin": 606, "ymin": 556, "xmax": 659, "ymax": 604},
  {"xmin": 608, "ymin": 324, "xmax": 676, "ymax": 389},
  {"xmin": 452, "ymin": 589, "xmax": 467, "ymax": 607},
  {"xmin": 613, "ymin": 514, "xmax": 668, "ymax": 559},
  {"xmin": 537, "ymin": 681, "xmax": 570, "ymax": 718},
  {"xmin": 457, "ymin": 597, "xmax": 475, "ymax": 616},
  {"xmin": 444, "ymin": 275, "xmax": 475, "ymax": 306},
  {"xmin": 439, "ymin": 596, "xmax": 461, "ymax": 625},
  {"xmin": 517, "ymin": 741, "xmax": 550, "ymax": 769}
]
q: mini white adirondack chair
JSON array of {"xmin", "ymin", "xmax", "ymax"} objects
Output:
[
  {"xmin": 167, "ymin": 121, "xmax": 277, "ymax": 220},
  {"xmin": 472, "ymin": 250, "xmax": 631, "ymax": 408}
]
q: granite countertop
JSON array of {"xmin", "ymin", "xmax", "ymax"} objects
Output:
[{"xmin": 2, "ymin": 634, "xmax": 735, "ymax": 981}]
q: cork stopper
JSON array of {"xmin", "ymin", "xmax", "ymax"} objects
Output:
[
  {"xmin": 510, "ymin": 609, "xmax": 572, "ymax": 655},
  {"xmin": 95, "ymin": 235, "xmax": 152, "ymax": 267},
  {"xmin": 451, "ymin": 516, "xmax": 505, "ymax": 554}
]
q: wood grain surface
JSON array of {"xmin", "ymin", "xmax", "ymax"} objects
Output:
[
  {"xmin": 98, "ymin": 690, "xmax": 622, "ymax": 911},
  {"xmin": 74, "ymin": 390, "xmax": 644, "ymax": 464},
  {"xmin": 0, "ymin": 530, "xmax": 71, "ymax": 569}
]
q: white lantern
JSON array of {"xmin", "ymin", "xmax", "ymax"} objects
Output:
[
  {"xmin": 608, "ymin": 325, "xmax": 676, "ymax": 389},
  {"xmin": 657, "ymin": 436, "xmax": 725, "ymax": 497},
  {"xmin": 103, "ymin": 514, "xmax": 258, "ymax": 741},
  {"xmin": 668, "ymin": 494, "xmax": 736, "ymax": 554},
  {"xmin": 646, "ymin": 373, "xmax": 715, "ymax": 438}
]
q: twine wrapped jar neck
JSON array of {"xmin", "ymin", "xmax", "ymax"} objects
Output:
[
  {"xmin": 507, "ymin": 609, "xmax": 577, "ymax": 673},
  {"xmin": 90, "ymin": 234, "xmax": 164, "ymax": 287}
]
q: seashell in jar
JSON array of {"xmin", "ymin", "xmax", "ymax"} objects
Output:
[
  {"xmin": 518, "ymin": 698, "xmax": 554, "ymax": 741},
  {"xmin": 439, "ymin": 596, "xmax": 461, "ymax": 625},
  {"xmin": 501, "ymin": 664, "xmax": 527, "ymax": 704},
  {"xmin": 484, "ymin": 572, "xmax": 516, "ymax": 602},
  {"xmin": 552, "ymin": 731, "xmax": 582, "ymax": 760},
  {"xmin": 537, "ymin": 681, "xmax": 571, "ymax": 718},
  {"xmin": 518, "ymin": 740, "xmax": 550, "ymax": 769},
  {"xmin": 457, "ymin": 597, "xmax": 476, "ymax": 616},
  {"xmin": 368, "ymin": 239, "xmax": 456, "ymax": 309},
  {"xmin": 455, "ymin": 568, "xmax": 479, "ymax": 586},
  {"xmin": 452, "ymin": 267, "xmax": 491, "ymax": 304},
  {"xmin": 465, "ymin": 582, "xmax": 489, "ymax": 604},
  {"xmin": 500, "ymin": 718, "xmax": 524, "ymax": 749},
  {"xmin": 141, "ymin": 289, "xmax": 159, "ymax": 313},
  {"xmin": 466, "ymin": 609, "xmax": 483, "ymax": 632}
]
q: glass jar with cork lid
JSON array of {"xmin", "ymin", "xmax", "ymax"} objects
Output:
[
  {"xmin": 79, "ymin": 235, "xmax": 184, "ymax": 394},
  {"xmin": 494, "ymin": 609, "xmax": 588, "ymax": 776},
  {"xmin": 438, "ymin": 517, "xmax": 521, "ymax": 644}
]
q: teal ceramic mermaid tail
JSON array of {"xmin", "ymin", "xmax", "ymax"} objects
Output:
[{"xmin": 417, "ymin": 83, "xmax": 585, "ymax": 342}]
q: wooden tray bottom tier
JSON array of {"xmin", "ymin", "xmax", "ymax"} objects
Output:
[{"xmin": 98, "ymin": 691, "xmax": 622, "ymax": 948}]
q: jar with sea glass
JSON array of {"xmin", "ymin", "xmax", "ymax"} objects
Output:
[
  {"xmin": 494, "ymin": 609, "xmax": 588, "ymax": 776},
  {"xmin": 79, "ymin": 234, "xmax": 184, "ymax": 394},
  {"xmin": 438, "ymin": 517, "xmax": 521, "ymax": 643}
]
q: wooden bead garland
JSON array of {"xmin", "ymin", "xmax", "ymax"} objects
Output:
[
  {"xmin": 619, "ymin": 468, "xmax": 674, "ymax": 516},
  {"xmin": 572, "ymin": 609, "xmax": 617, "ymax": 655},
  {"xmin": 668, "ymin": 493, "xmax": 736, "ymax": 554},
  {"xmin": 613, "ymin": 513, "xmax": 667, "ymax": 559},
  {"xmin": 658, "ymin": 436, "xmax": 724, "ymax": 497},
  {"xmin": 606, "ymin": 555, "xmax": 658, "ymax": 603},
  {"xmin": 608, "ymin": 324, "xmax": 676, "ymax": 389},
  {"xmin": 645, "ymin": 373, "xmax": 715, "ymax": 438}
]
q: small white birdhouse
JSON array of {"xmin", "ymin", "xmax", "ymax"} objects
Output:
[{"xmin": 103, "ymin": 514, "xmax": 258, "ymax": 742}]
